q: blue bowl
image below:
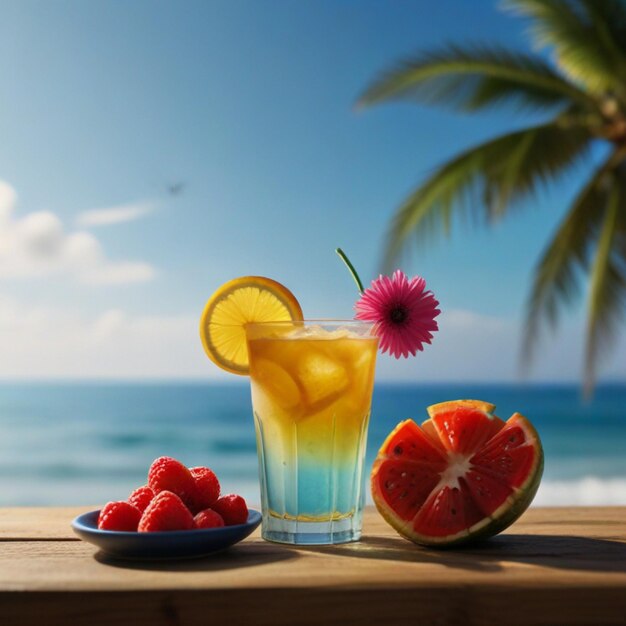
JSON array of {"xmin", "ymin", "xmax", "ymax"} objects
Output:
[{"xmin": 71, "ymin": 509, "xmax": 262, "ymax": 560}]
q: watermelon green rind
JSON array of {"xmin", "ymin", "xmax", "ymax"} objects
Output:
[{"xmin": 371, "ymin": 406, "xmax": 544, "ymax": 548}]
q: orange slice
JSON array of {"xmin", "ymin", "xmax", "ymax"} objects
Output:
[{"xmin": 199, "ymin": 276, "xmax": 303, "ymax": 375}]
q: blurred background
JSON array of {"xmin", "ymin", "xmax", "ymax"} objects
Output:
[{"xmin": 1, "ymin": 0, "xmax": 624, "ymax": 507}]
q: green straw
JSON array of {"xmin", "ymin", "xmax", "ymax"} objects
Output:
[{"xmin": 336, "ymin": 247, "xmax": 365, "ymax": 294}]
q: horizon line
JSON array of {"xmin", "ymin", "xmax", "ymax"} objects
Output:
[{"xmin": 0, "ymin": 377, "xmax": 625, "ymax": 388}]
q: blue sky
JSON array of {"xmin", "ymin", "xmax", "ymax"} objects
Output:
[{"xmin": 0, "ymin": 0, "xmax": 624, "ymax": 382}]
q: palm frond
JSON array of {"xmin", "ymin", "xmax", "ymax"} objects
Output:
[
  {"xmin": 357, "ymin": 44, "xmax": 597, "ymax": 113},
  {"xmin": 522, "ymin": 165, "xmax": 606, "ymax": 366},
  {"xmin": 383, "ymin": 117, "xmax": 593, "ymax": 270},
  {"xmin": 504, "ymin": 0, "xmax": 626, "ymax": 98},
  {"xmin": 580, "ymin": 0, "xmax": 626, "ymax": 58},
  {"xmin": 522, "ymin": 151, "xmax": 626, "ymax": 390},
  {"xmin": 583, "ymin": 165, "xmax": 626, "ymax": 395}
]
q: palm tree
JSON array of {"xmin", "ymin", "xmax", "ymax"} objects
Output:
[{"xmin": 357, "ymin": 0, "xmax": 626, "ymax": 395}]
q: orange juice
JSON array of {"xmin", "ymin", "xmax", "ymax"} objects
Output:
[{"xmin": 246, "ymin": 321, "xmax": 377, "ymax": 544}]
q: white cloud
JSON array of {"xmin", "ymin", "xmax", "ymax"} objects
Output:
[
  {"xmin": 374, "ymin": 308, "xmax": 626, "ymax": 383},
  {"xmin": 0, "ymin": 180, "xmax": 17, "ymax": 218},
  {"xmin": 85, "ymin": 261, "xmax": 155, "ymax": 285},
  {"xmin": 0, "ymin": 294, "xmax": 215, "ymax": 379},
  {"xmin": 75, "ymin": 201, "xmax": 155, "ymax": 227},
  {"xmin": 0, "ymin": 180, "xmax": 155, "ymax": 285}
]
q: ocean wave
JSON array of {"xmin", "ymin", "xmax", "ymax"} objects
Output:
[{"xmin": 532, "ymin": 476, "xmax": 626, "ymax": 506}]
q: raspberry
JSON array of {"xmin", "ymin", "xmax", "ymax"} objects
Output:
[
  {"xmin": 98, "ymin": 501, "xmax": 141, "ymax": 531},
  {"xmin": 190, "ymin": 466, "xmax": 220, "ymax": 511},
  {"xmin": 138, "ymin": 491, "xmax": 194, "ymax": 532},
  {"xmin": 128, "ymin": 485, "xmax": 155, "ymax": 513},
  {"xmin": 148, "ymin": 456, "xmax": 199, "ymax": 509},
  {"xmin": 194, "ymin": 508, "xmax": 225, "ymax": 529},
  {"xmin": 211, "ymin": 494, "xmax": 248, "ymax": 526}
]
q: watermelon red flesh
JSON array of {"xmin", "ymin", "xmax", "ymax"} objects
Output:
[
  {"xmin": 373, "ymin": 410, "xmax": 541, "ymax": 541},
  {"xmin": 461, "ymin": 471, "xmax": 514, "ymax": 516},
  {"xmin": 383, "ymin": 419, "xmax": 448, "ymax": 466},
  {"xmin": 412, "ymin": 483, "xmax": 485, "ymax": 538},
  {"xmin": 374, "ymin": 459, "xmax": 443, "ymax": 521},
  {"xmin": 429, "ymin": 407, "xmax": 505, "ymax": 455},
  {"xmin": 469, "ymin": 421, "xmax": 537, "ymax": 489}
]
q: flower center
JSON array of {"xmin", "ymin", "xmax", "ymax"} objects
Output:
[{"xmin": 390, "ymin": 306, "xmax": 408, "ymax": 324}]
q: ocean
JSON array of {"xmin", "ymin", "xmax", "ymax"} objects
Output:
[{"xmin": 1, "ymin": 381, "xmax": 625, "ymax": 507}]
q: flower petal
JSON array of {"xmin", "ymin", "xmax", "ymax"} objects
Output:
[{"xmin": 354, "ymin": 270, "xmax": 440, "ymax": 359}]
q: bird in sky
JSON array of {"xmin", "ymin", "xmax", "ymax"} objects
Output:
[{"xmin": 167, "ymin": 182, "xmax": 185, "ymax": 196}]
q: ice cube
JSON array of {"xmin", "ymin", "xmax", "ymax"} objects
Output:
[
  {"xmin": 252, "ymin": 357, "xmax": 301, "ymax": 410},
  {"xmin": 301, "ymin": 324, "xmax": 325, "ymax": 338},
  {"xmin": 280, "ymin": 325, "xmax": 363, "ymax": 341},
  {"xmin": 276, "ymin": 325, "xmax": 321, "ymax": 340},
  {"xmin": 296, "ymin": 350, "xmax": 349, "ymax": 407},
  {"xmin": 321, "ymin": 328, "xmax": 353, "ymax": 340}
]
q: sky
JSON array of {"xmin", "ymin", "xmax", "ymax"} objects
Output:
[{"xmin": 0, "ymin": 0, "xmax": 624, "ymax": 383}]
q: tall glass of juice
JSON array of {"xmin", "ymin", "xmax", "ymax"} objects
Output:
[{"xmin": 245, "ymin": 320, "xmax": 378, "ymax": 545}]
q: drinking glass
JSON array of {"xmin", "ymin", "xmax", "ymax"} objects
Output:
[{"xmin": 245, "ymin": 320, "xmax": 378, "ymax": 545}]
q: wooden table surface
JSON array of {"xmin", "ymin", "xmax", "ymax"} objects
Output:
[{"xmin": 1, "ymin": 506, "xmax": 625, "ymax": 626}]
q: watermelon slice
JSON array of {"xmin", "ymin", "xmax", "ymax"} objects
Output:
[{"xmin": 371, "ymin": 399, "xmax": 543, "ymax": 547}]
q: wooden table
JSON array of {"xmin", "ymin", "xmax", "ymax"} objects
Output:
[{"xmin": 1, "ymin": 506, "xmax": 625, "ymax": 626}]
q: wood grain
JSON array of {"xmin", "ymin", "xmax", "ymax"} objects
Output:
[
  {"xmin": 1, "ymin": 506, "xmax": 625, "ymax": 625},
  {"xmin": 0, "ymin": 507, "xmax": 91, "ymax": 540}
]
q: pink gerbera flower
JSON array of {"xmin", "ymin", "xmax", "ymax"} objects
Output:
[{"xmin": 355, "ymin": 270, "xmax": 440, "ymax": 358}]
